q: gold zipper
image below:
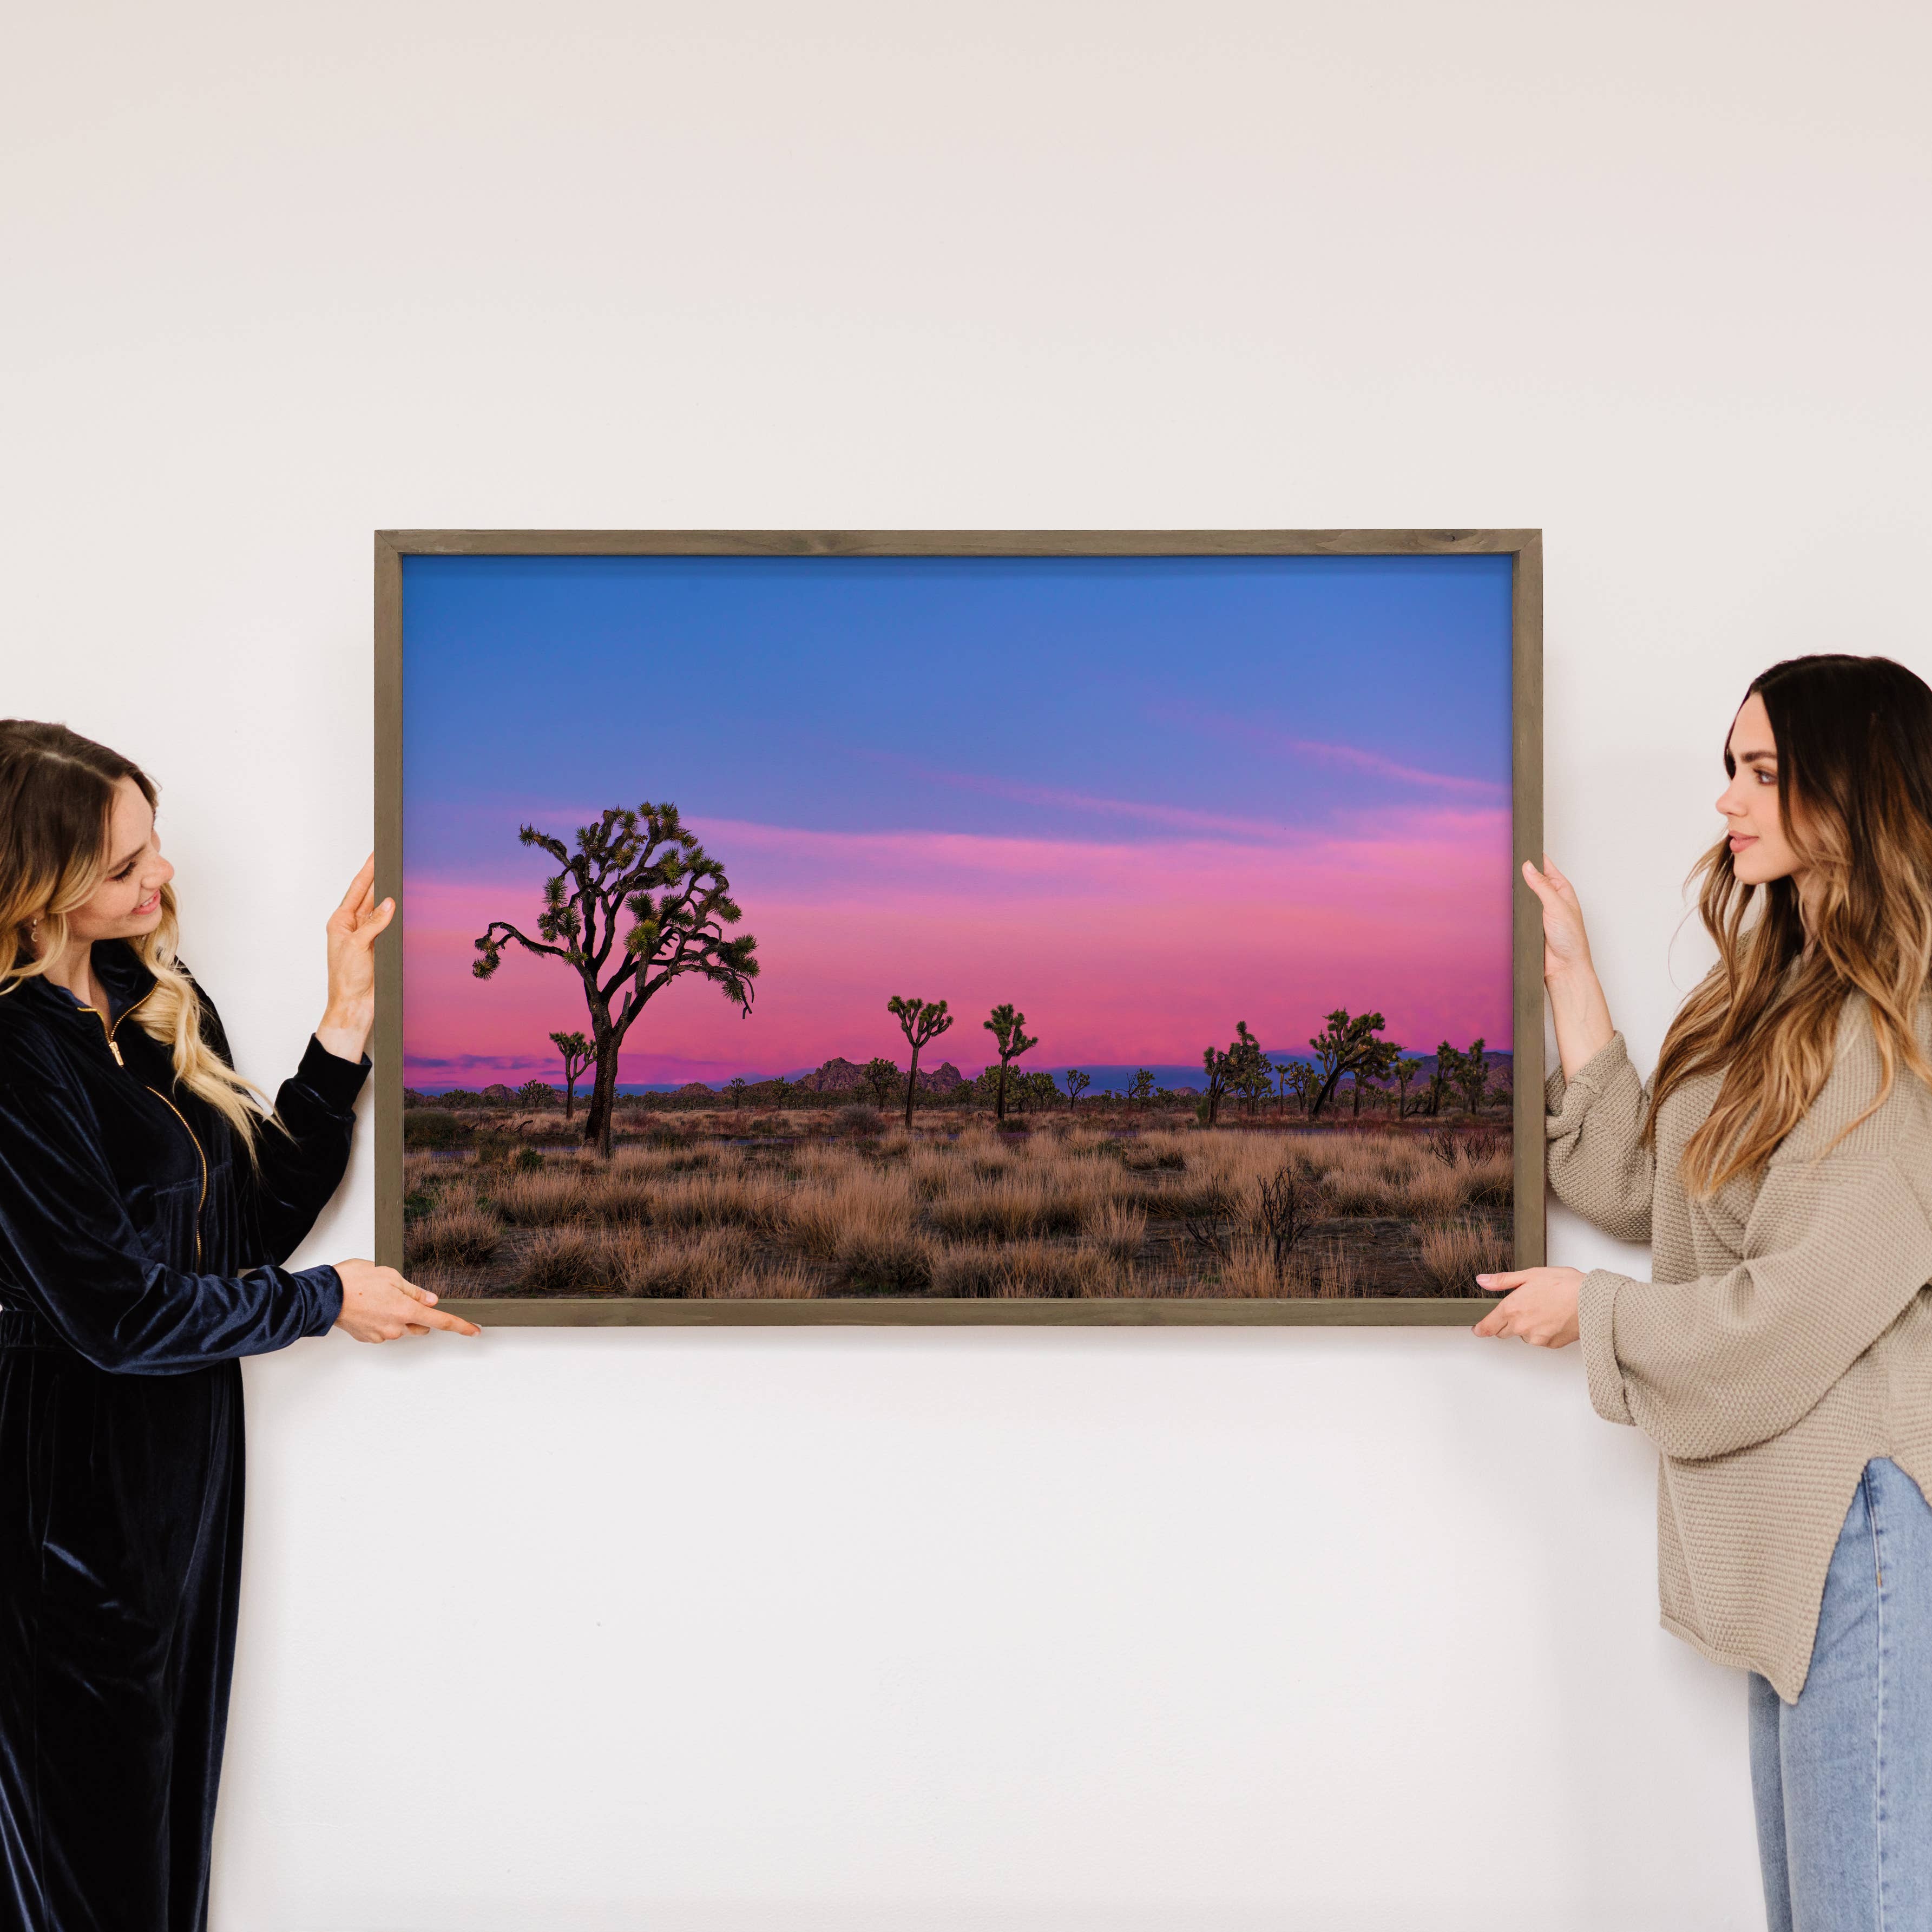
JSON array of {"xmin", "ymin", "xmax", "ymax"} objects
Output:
[{"xmin": 82, "ymin": 985, "xmax": 206, "ymax": 1270}]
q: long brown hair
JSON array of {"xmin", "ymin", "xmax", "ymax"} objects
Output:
[
  {"xmin": 1647, "ymin": 655, "xmax": 1932, "ymax": 1195},
  {"xmin": 0, "ymin": 719, "xmax": 284, "ymax": 1165}
]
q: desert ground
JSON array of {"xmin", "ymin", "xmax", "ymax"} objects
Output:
[{"xmin": 402, "ymin": 1106, "xmax": 1513, "ymax": 1300}]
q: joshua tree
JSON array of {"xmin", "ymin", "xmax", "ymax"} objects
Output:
[
  {"xmin": 982, "ymin": 1003, "xmax": 1040, "ymax": 1123},
  {"xmin": 1428, "ymin": 1042, "xmax": 1461, "ymax": 1118},
  {"xmin": 1456, "ymin": 1038, "xmax": 1489, "ymax": 1115},
  {"xmin": 1202, "ymin": 1021, "xmax": 1265, "ymax": 1127},
  {"xmin": 1306, "ymin": 1009, "xmax": 1399, "ymax": 1120},
  {"xmin": 516, "ymin": 1079, "xmax": 554, "ymax": 1108},
  {"xmin": 1127, "ymin": 1068, "xmax": 1156, "ymax": 1107},
  {"xmin": 888, "ymin": 995, "xmax": 954, "ymax": 1128},
  {"xmin": 1237, "ymin": 1059, "xmax": 1273, "ymax": 1117},
  {"xmin": 862, "ymin": 1055, "xmax": 901, "ymax": 1112},
  {"xmin": 724, "ymin": 1075, "xmax": 748, "ymax": 1109},
  {"xmin": 1063, "ymin": 1067, "xmax": 1092, "ymax": 1109},
  {"xmin": 472, "ymin": 801, "xmax": 758, "ymax": 1159},
  {"xmin": 1393, "ymin": 1055, "xmax": 1424, "ymax": 1119},
  {"xmin": 547, "ymin": 1029, "xmax": 595, "ymax": 1121}
]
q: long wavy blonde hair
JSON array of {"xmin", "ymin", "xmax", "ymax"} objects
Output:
[
  {"xmin": 1647, "ymin": 654, "xmax": 1932, "ymax": 1196},
  {"xmin": 0, "ymin": 719, "xmax": 285, "ymax": 1167}
]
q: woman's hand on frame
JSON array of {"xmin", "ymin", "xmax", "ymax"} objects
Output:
[
  {"xmin": 1472, "ymin": 1265, "xmax": 1584, "ymax": 1348},
  {"xmin": 316, "ymin": 853, "xmax": 391, "ymax": 1064},
  {"xmin": 332, "ymin": 1259, "xmax": 482, "ymax": 1343}
]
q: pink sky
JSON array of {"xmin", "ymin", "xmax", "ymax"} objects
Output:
[{"xmin": 402, "ymin": 805, "xmax": 1512, "ymax": 1086}]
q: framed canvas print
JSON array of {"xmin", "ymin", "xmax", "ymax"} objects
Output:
[{"xmin": 375, "ymin": 530, "xmax": 1542, "ymax": 1325}]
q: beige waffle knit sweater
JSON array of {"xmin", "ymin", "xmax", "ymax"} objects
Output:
[{"xmin": 1549, "ymin": 991, "xmax": 1932, "ymax": 1700}]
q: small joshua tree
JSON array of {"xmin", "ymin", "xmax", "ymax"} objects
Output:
[
  {"xmin": 724, "ymin": 1075, "xmax": 749, "ymax": 1109},
  {"xmin": 1127, "ymin": 1068, "xmax": 1156, "ymax": 1108},
  {"xmin": 548, "ymin": 1029, "xmax": 594, "ymax": 1121},
  {"xmin": 888, "ymin": 995, "xmax": 955, "ymax": 1128},
  {"xmin": 1202, "ymin": 1021, "xmax": 1264, "ymax": 1127},
  {"xmin": 1063, "ymin": 1067, "xmax": 1092, "ymax": 1109},
  {"xmin": 862, "ymin": 1056, "xmax": 901, "ymax": 1112},
  {"xmin": 1456, "ymin": 1038, "xmax": 1489, "ymax": 1115},
  {"xmin": 1392, "ymin": 1055, "xmax": 1424, "ymax": 1119},
  {"xmin": 472, "ymin": 801, "xmax": 758, "ymax": 1159},
  {"xmin": 982, "ymin": 1003, "xmax": 1040, "ymax": 1123}
]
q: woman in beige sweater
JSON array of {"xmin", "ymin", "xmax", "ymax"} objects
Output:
[{"xmin": 1474, "ymin": 653, "xmax": 1932, "ymax": 1931}]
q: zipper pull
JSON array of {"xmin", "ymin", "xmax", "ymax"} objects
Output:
[{"xmin": 109, "ymin": 1039, "xmax": 124, "ymax": 1066}]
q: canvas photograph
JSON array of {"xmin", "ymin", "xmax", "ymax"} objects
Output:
[{"xmin": 380, "ymin": 532, "xmax": 1540, "ymax": 1322}]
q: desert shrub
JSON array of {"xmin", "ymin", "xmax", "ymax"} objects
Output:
[
  {"xmin": 515, "ymin": 1228, "xmax": 622, "ymax": 1293},
  {"xmin": 403, "ymin": 1109, "xmax": 469, "ymax": 1151},
  {"xmin": 835, "ymin": 1102, "xmax": 883, "ymax": 1134},
  {"xmin": 1418, "ymin": 1217, "xmax": 1512, "ymax": 1293},
  {"xmin": 404, "ymin": 1205, "xmax": 503, "ymax": 1267}
]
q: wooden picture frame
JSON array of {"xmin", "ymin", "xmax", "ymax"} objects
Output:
[{"xmin": 375, "ymin": 529, "xmax": 1543, "ymax": 1326}]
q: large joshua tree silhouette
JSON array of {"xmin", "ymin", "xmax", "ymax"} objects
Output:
[
  {"xmin": 548, "ymin": 1029, "xmax": 594, "ymax": 1121},
  {"xmin": 1305, "ymin": 1008, "xmax": 1399, "ymax": 1120},
  {"xmin": 887, "ymin": 995, "xmax": 954, "ymax": 1128},
  {"xmin": 472, "ymin": 804, "xmax": 758, "ymax": 1158},
  {"xmin": 982, "ymin": 1003, "xmax": 1039, "ymax": 1123}
]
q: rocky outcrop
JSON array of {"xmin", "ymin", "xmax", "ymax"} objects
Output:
[{"xmin": 792, "ymin": 1057, "xmax": 868, "ymax": 1094}]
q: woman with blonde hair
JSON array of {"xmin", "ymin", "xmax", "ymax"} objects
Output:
[
  {"xmin": 1476, "ymin": 654, "xmax": 1932, "ymax": 1929},
  {"xmin": 0, "ymin": 719, "xmax": 478, "ymax": 1932}
]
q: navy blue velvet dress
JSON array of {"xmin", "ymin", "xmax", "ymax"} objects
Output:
[{"xmin": 0, "ymin": 938, "xmax": 364, "ymax": 1932}]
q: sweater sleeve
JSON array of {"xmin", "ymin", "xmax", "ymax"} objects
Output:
[
  {"xmin": 1576, "ymin": 1139, "xmax": 1932, "ymax": 1459},
  {"xmin": 1545, "ymin": 1031, "xmax": 1655, "ymax": 1244},
  {"xmin": 0, "ymin": 1026, "xmax": 343, "ymax": 1375}
]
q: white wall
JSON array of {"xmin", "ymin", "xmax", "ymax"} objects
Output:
[{"xmin": 5, "ymin": 4, "xmax": 1927, "ymax": 1926}]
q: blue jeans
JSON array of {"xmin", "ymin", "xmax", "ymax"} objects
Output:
[{"xmin": 1750, "ymin": 1458, "xmax": 1932, "ymax": 1931}]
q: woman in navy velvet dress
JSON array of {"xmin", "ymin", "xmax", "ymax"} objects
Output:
[{"xmin": 0, "ymin": 720, "xmax": 479, "ymax": 1932}]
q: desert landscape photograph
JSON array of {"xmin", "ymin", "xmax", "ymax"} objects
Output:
[{"xmin": 399, "ymin": 550, "xmax": 1516, "ymax": 1303}]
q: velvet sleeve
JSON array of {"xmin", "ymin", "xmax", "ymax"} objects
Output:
[
  {"xmin": 0, "ymin": 1026, "xmax": 343, "ymax": 1375},
  {"xmin": 192, "ymin": 978, "xmax": 370, "ymax": 1267}
]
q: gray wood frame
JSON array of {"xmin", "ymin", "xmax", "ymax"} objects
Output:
[{"xmin": 374, "ymin": 529, "xmax": 1543, "ymax": 1326}]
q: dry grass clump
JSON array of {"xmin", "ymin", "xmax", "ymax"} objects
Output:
[
  {"xmin": 494, "ymin": 1168, "xmax": 593, "ymax": 1226},
  {"xmin": 1418, "ymin": 1217, "xmax": 1512, "ymax": 1293},
  {"xmin": 1084, "ymin": 1200, "xmax": 1147, "ymax": 1265},
  {"xmin": 1119, "ymin": 1133, "xmax": 1188, "ymax": 1173},
  {"xmin": 645, "ymin": 1171, "xmax": 789, "ymax": 1233},
  {"xmin": 836, "ymin": 1227, "xmax": 936, "ymax": 1294},
  {"xmin": 1309, "ymin": 1236, "xmax": 1365, "ymax": 1297},
  {"xmin": 930, "ymin": 1173, "xmax": 1085, "ymax": 1240},
  {"xmin": 1204, "ymin": 1237, "xmax": 1317, "ymax": 1299},
  {"xmin": 787, "ymin": 1168, "xmax": 917, "ymax": 1260},
  {"xmin": 932, "ymin": 1241, "xmax": 1110, "ymax": 1298},
  {"xmin": 613, "ymin": 1228, "xmax": 754, "ymax": 1297},
  {"xmin": 405, "ymin": 1205, "xmax": 503, "ymax": 1267},
  {"xmin": 515, "ymin": 1228, "xmax": 624, "ymax": 1293}
]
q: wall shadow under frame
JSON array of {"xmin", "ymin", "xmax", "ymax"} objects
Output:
[{"xmin": 374, "ymin": 529, "xmax": 1543, "ymax": 1326}]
